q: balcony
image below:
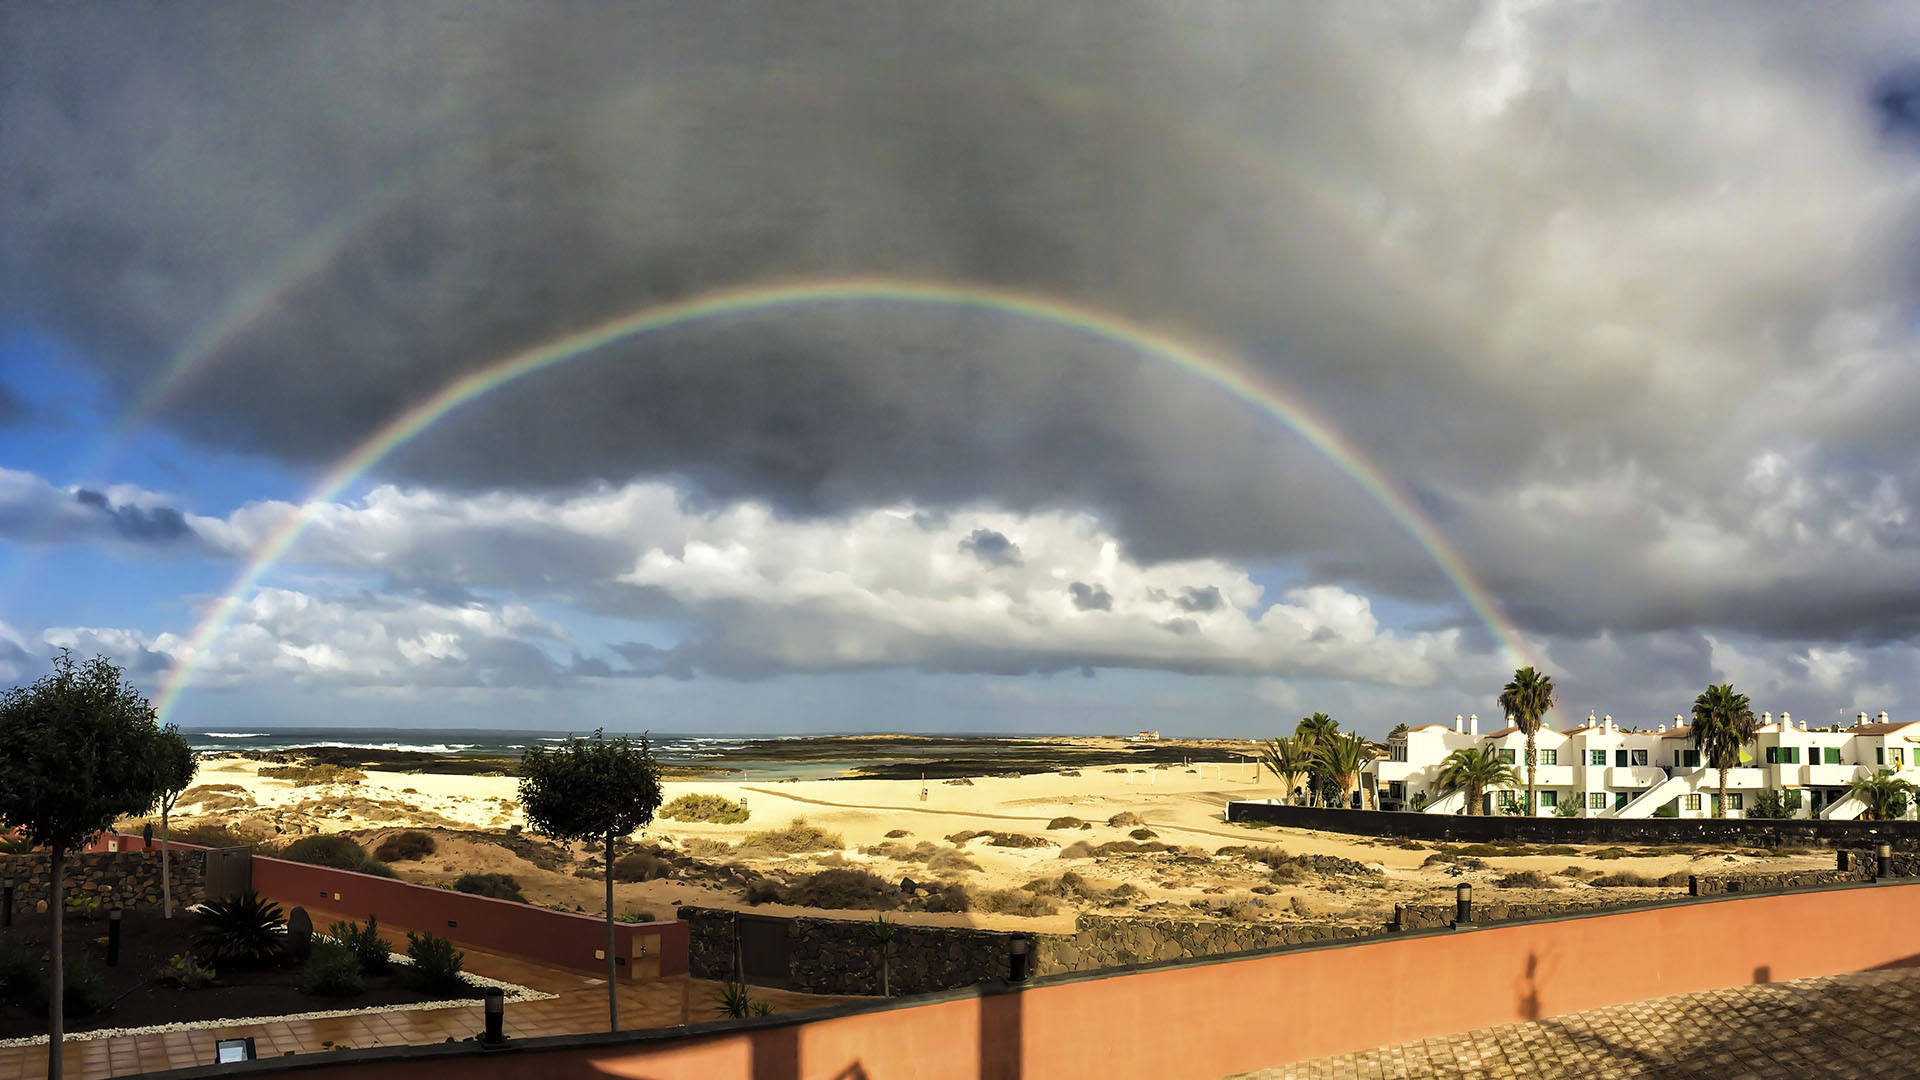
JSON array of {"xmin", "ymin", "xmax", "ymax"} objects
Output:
[
  {"xmin": 1607, "ymin": 765, "xmax": 1667, "ymax": 790},
  {"xmin": 1802, "ymin": 763, "xmax": 1868, "ymax": 787},
  {"xmin": 1522, "ymin": 764, "xmax": 1574, "ymax": 786}
]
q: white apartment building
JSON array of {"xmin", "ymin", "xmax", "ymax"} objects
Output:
[{"xmin": 1363, "ymin": 711, "xmax": 1920, "ymax": 820}]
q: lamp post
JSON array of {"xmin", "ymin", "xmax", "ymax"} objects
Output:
[
  {"xmin": 107, "ymin": 907, "xmax": 123, "ymax": 966},
  {"xmin": 1, "ymin": 878, "xmax": 12, "ymax": 929},
  {"xmin": 483, "ymin": 988, "xmax": 506, "ymax": 1045},
  {"xmin": 1008, "ymin": 937, "xmax": 1031, "ymax": 983},
  {"xmin": 1454, "ymin": 882, "xmax": 1473, "ymax": 927}
]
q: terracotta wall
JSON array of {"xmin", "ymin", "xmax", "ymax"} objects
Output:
[
  {"xmin": 231, "ymin": 880, "xmax": 1920, "ymax": 1080},
  {"xmin": 250, "ymin": 856, "xmax": 688, "ymax": 979}
]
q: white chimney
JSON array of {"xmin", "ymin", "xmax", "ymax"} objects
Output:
[
  {"xmin": 1674, "ymin": 714, "xmax": 1685, "ymax": 727},
  {"xmin": 1858, "ymin": 712, "xmax": 1870, "ymax": 726},
  {"xmin": 1604, "ymin": 714, "xmax": 1614, "ymax": 733},
  {"xmin": 1780, "ymin": 711, "xmax": 1790, "ymax": 727},
  {"xmin": 1469, "ymin": 713, "xmax": 1479, "ymax": 736},
  {"xmin": 1879, "ymin": 712, "xmax": 1890, "ymax": 724},
  {"xmin": 1762, "ymin": 712, "xmax": 1772, "ymax": 725},
  {"xmin": 1454, "ymin": 714, "xmax": 1464, "ymax": 733},
  {"xmin": 1658, "ymin": 723, "xmax": 1667, "ymax": 733}
]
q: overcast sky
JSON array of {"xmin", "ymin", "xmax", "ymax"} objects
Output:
[{"xmin": 5, "ymin": 1, "xmax": 1920, "ymax": 737}]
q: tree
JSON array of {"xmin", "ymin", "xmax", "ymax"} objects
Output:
[
  {"xmin": 1498, "ymin": 667, "xmax": 1556, "ymax": 816},
  {"xmin": 152, "ymin": 726, "xmax": 198, "ymax": 919},
  {"xmin": 866, "ymin": 914, "xmax": 895, "ymax": 996},
  {"xmin": 518, "ymin": 730, "xmax": 663, "ymax": 1032},
  {"xmin": 1386, "ymin": 722, "xmax": 1409, "ymax": 741},
  {"xmin": 0, "ymin": 652, "xmax": 170, "ymax": 1080},
  {"xmin": 1690, "ymin": 684, "xmax": 1757, "ymax": 819},
  {"xmin": 1293, "ymin": 714, "xmax": 1338, "ymax": 805},
  {"xmin": 1846, "ymin": 770, "xmax": 1916, "ymax": 821},
  {"xmin": 1435, "ymin": 746, "xmax": 1520, "ymax": 816},
  {"xmin": 1256, "ymin": 736, "xmax": 1313, "ymax": 804},
  {"xmin": 1315, "ymin": 732, "xmax": 1376, "ymax": 810}
]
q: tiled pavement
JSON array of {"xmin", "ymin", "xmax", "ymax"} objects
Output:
[
  {"xmin": 0, "ymin": 907, "xmax": 861, "ymax": 1080},
  {"xmin": 1235, "ymin": 966, "xmax": 1920, "ymax": 1079}
]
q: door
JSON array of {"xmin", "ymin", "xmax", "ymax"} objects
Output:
[
  {"xmin": 203, "ymin": 847, "xmax": 252, "ymax": 902},
  {"xmin": 632, "ymin": 933, "xmax": 661, "ymax": 980},
  {"xmin": 736, "ymin": 915, "xmax": 791, "ymax": 988}
]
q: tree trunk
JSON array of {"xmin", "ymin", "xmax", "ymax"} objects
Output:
[
  {"xmin": 48, "ymin": 848, "xmax": 65, "ymax": 1080},
  {"xmin": 604, "ymin": 832, "xmax": 618, "ymax": 1032},
  {"xmin": 1525, "ymin": 732, "xmax": 1537, "ymax": 817},
  {"xmin": 161, "ymin": 802, "xmax": 173, "ymax": 919},
  {"xmin": 1718, "ymin": 769, "xmax": 1729, "ymax": 820},
  {"xmin": 881, "ymin": 951, "xmax": 889, "ymax": 997}
]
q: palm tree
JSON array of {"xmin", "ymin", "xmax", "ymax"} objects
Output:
[
  {"xmin": 1846, "ymin": 770, "xmax": 1917, "ymax": 821},
  {"xmin": 1293, "ymin": 714, "xmax": 1338, "ymax": 805},
  {"xmin": 1257, "ymin": 736, "xmax": 1313, "ymax": 804},
  {"xmin": 1690, "ymin": 683, "xmax": 1757, "ymax": 819},
  {"xmin": 1316, "ymin": 732, "xmax": 1376, "ymax": 810},
  {"xmin": 1435, "ymin": 746, "xmax": 1520, "ymax": 816},
  {"xmin": 1498, "ymin": 667, "xmax": 1556, "ymax": 816}
]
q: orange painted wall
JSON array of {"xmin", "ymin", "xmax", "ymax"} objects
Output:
[{"xmin": 174, "ymin": 881, "xmax": 1920, "ymax": 1080}]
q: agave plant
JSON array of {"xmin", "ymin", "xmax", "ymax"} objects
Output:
[
  {"xmin": 713, "ymin": 980, "xmax": 753, "ymax": 1018},
  {"xmin": 191, "ymin": 891, "xmax": 287, "ymax": 967},
  {"xmin": 866, "ymin": 914, "xmax": 896, "ymax": 997},
  {"xmin": 750, "ymin": 1000, "xmax": 775, "ymax": 1016}
]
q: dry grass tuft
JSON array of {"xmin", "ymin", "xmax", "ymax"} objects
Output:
[{"xmin": 739, "ymin": 818, "xmax": 844, "ymax": 855}]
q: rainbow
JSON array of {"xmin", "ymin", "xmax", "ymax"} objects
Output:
[{"xmin": 152, "ymin": 277, "xmax": 1528, "ymax": 721}]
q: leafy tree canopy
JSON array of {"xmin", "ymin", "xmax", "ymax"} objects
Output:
[
  {"xmin": 154, "ymin": 725, "xmax": 198, "ymax": 809},
  {"xmin": 0, "ymin": 651, "xmax": 168, "ymax": 853},
  {"xmin": 518, "ymin": 728, "xmax": 664, "ymax": 842}
]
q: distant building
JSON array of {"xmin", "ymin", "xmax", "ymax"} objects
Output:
[
  {"xmin": 1133, "ymin": 730, "xmax": 1160, "ymax": 741},
  {"xmin": 1358, "ymin": 711, "xmax": 1920, "ymax": 819}
]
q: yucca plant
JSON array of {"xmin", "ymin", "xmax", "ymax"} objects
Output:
[
  {"xmin": 750, "ymin": 1000, "xmax": 774, "ymax": 1016},
  {"xmin": 714, "ymin": 981, "xmax": 753, "ymax": 1018},
  {"xmin": 191, "ymin": 892, "xmax": 286, "ymax": 967},
  {"xmin": 866, "ymin": 914, "xmax": 895, "ymax": 996}
]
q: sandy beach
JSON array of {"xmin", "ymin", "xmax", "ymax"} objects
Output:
[{"xmin": 158, "ymin": 751, "xmax": 1835, "ymax": 933}]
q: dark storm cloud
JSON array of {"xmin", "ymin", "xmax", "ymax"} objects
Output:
[
  {"xmin": 73, "ymin": 488, "xmax": 193, "ymax": 543},
  {"xmin": 10, "ymin": 0, "xmax": 1920, "ymax": 656},
  {"xmin": 1068, "ymin": 582, "xmax": 1112, "ymax": 611},
  {"xmin": 958, "ymin": 528, "xmax": 1021, "ymax": 567},
  {"xmin": 1176, "ymin": 586, "xmax": 1223, "ymax": 613}
]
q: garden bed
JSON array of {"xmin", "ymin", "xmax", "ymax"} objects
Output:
[{"xmin": 0, "ymin": 907, "xmax": 493, "ymax": 1041}]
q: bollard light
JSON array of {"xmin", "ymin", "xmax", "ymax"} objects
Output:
[
  {"xmin": 1879, "ymin": 843, "xmax": 1893, "ymax": 879},
  {"xmin": 1, "ymin": 878, "xmax": 11, "ymax": 929},
  {"xmin": 1008, "ymin": 937, "xmax": 1032, "ymax": 983},
  {"xmin": 483, "ymin": 987, "xmax": 506, "ymax": 1045},
  {"xmin": 107, "ymin": 906, "xmax": 123, "ymax": 967},
  {"xmin": 1455, "ymin": 882, "xmax": 1473, "ymax": 926},
  {"xmin": 214, "ymin": 1037, "xmax": 256, "ymax": 1063}
]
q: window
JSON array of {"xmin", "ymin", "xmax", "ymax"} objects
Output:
[
  {"xmin": 1614, "ymin": 792, "xmax": 1630, "ymax": 809},
  {"xmin": 1589, "ymin": 792, "xmax": 1607, "ymax": 809},
  {"xmin": 1825, "ymin": 747, "xmax": 1842, "ymax": 765},
  {"xmin": 1725, "ymin": 793, "xmax": 1744, "ymax": 811},
  {"xmin": 1683, "ymin": 794, "xmax": 1701, "ymax": 811},
  {"xmin": 1767, "ymin": 746, "xmax": 1802, "ymax": 765},
  {"xmin": 1539, "ymin": 749, "xmax": 1557, "ymax": 766},
  {"xmin": 1615, "ymin": 749, "xmax": 1629, "ymax": 767},
  {"xmin": 1388, "ymin": 781, "xmax": 1405, "ymax": 800},
  {"xmin": 1630, "ymin": 749, "xmax": 1648, "ymax": 767},
  {"xmin": 1498, "ymin": 749, "xmax": 1516, "ymax": 765},
  {"xmin": 1590, "ymin": 750, "xmax": 1606, "ymax": 766},
  {"xmin": 1538, "ymin": 790, "xmax": 1557, "ymax": 808},
  {"xmin": 1893, "ymin": 750, "xmax": 1906, "ymax": 770},
  {"xmin": 1498, "ymin": 791, "xmax": 1518, "ymax": 809},
  {"xmin": 1675, "ymin": 750, "xmax": 1700, "ymax": 768},
  {"xmin": 1877, "ymin": 748, "xmax": 1885, "ymax": 766},
  {"xmin": 1389, "ymin": 741, "xmax": 1408, "ymax": 762}
]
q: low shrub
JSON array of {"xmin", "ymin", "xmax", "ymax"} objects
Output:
[
  {"xmin": 659, "ymin": 794, "xmax": 751, "ymax": 825},
  {"xmin": 1495, "ymin": 871, "xmax": 1558, "ymax": 889},
  {"xmin": 373, "ymin": 831, "xmax": 438, "ymax": 862},
  {"xmin": 921, "ymin": 882, "xmax": 972, "ymax": 912},
  {"xmin": 681, "ymin": 837, "xmax": 733, "ymax": 859},
  {"xmin": 1106, "ymin": 812, "xmax": 1145, "ymax": 827},
  {"xmin": 258, "ymin": 764, "xmax": 366, "ymax": 786},
  {"xmin": 301, "ymin": 939, "xmax": 366, "ymax": 997},
  {"xmin": 192, "ymin": 891, "xmax": 286, "ymax": 967},
  {"xmin": 740, "ymin": 818, "xmax": 844, "ymax": 854},
  {"xmin": 949, "ymin": 830, "xmax": 1050, "ymax": 848},
  {"xmin": 35, "ymin": 955, "xmax": 108, "ymax": 1017},
  {"xmin": 176, "ymin": 784, "xmax": 256, "ymax": 812},
  {"xmin": 453, "ymin": 873, "xmax": 526, "ymax": 902},
  {"xmin": 885, "ymin": 829, "xmax": 910, "ymax": 838},
  {"xmin": 1128, "ymin": 828, "xmax": 1158, "ymax": 840},
  {"xmin": 861, "ymin": 841, "xmax": 981, "ymax": 874},
  {"xmin": 1059, "ymin": 841, "xmax": 1094, "ymax": 859},
  {"xmin": 65, "ymin": 894, "xmax": 103, "ymax": 920},
  {"xmin": 621, "ymin": 910, "xmax": 659, "ymax": 924},
  {"xmin": 1045, "ymin": 817, "xmax": 1092, "ymax": 830},
  {"xmin": 404, "ymin": 931, "xmax": 467, "ymax": 994},
  {"xmin": 971, "ymin": 888, "xmax": 1059, "ymax": 917},
  {"xmin": 779, "ymin": 869, "xmax": 905, "ymax": 910},
  {"xmin": 327, "ymin": 915, "xmax": 392, "ymax": 974},
  {"xmin": 0, "ymin": 937, "xmax": 38, "ymax": 997},
  {"xmin": 1589, "ymin": 870, "xmax": 1691, "ymax": 889},
  {"xmin": 171, "ymin": 822, "xmax": 263, "ymax": 849},
  {"xmin": 613, "ymin": 851, "xmax": 673, "ymax": 882},
  {"xmin": 279, "ymin": 834, "xmax": 396, "ymax": 877},
  {"xmin": 156, "ymin": 952, "xmax": 216, "ymax": 990}
]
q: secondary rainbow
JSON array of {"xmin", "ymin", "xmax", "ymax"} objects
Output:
[{"xmin": 153, "ymin": 277, "xmax": 1529, "ymax": 721}]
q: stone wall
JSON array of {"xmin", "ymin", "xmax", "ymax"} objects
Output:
[
  {"xmin": 2, "ymin": 847, "xmax": 208, "ymax": 912},
  {"xmin": 1393, "ymin": 896, "xmax": 1631, "ymax": 931},
  {"xmin": 1690, "ymin": 866, "xmax": 1869, "ymax": 895},
  {"xmin": 1032, "ymin": 913, "xmax": 1366, "ymax": 975},
  {"xmin": 1228, "ymin": 801, "xmax": 1920, "ymax": 850},
  {"xmin": 679, "ymin": 905, "xmax": 1031, "ymax": 996}
]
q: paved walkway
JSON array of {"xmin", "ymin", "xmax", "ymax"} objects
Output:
[
  {"xmin": 1234, "ymin": 966, "xmax": 1920, "ymax": 1079},
  {"xmin": 1, "ymin": 908, "xmax": 861, "ymax": 1080}
]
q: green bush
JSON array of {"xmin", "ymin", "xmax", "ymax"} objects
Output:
[
  {"xmin": 453, "ymin": 873, "xmax": 525, "ymax": 902},
  {"xmin": 403, "ymin": 931, "xmax": 467, "ymax": 995},
  {"xmin": 301, "ymin": 939, "xmax": 366, "ymax": 997},
  {"xmin": 258, "ymin": 764, "xmax": 366, "ymax": 786},
  {"xmin": 170, "ymin": 822, "xmax": 263, "ymax": 849},
  {"xmin": 612, "ymin": 852, "xmax": 672, "ymax": 882},
  {"xmin": 658, "ymin": 794, "xmax": 750, "ymax": 824},
  {"xmin": 327, "ymin": 915, "xmax": 392, "ymax": 974},
  {"xmin": 0, "ymin": 936, "xmax": 38, "ymax": 997},
  {"xmin": 374, "ymin": 831, "xmax": 438, "ymax": 862},
  {"xmin": 1553, "ymin": 801, "xmax": 1582, "ymax": 818},
  {"xmin": 1747, "ymin": 789, "xmax": 1803, "ymax": 820},
  {"xmin": 279, "ymin": 834, "xmax": 397, "ymax": 878},
  {"xmin": 192, "ymin": 891, "xmax": 287, "ymax": 967},
  {"xmin": 156, "ymin": 952, "xmax": 216, "ymax": 990},
  {"xmin": 0, "ymin": 835, "xmax": 34, "ymax": 854},
  {"xmin": 35, "ymin": 954, "xmax": 108, "ymax": 1017},
  {"xmin": 620, "ymin": 910, "xmax": 659, "ymax": 924},
  {"xmin": 65, "ymin": 894, "xmax": 103, "ymax": 920}
]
